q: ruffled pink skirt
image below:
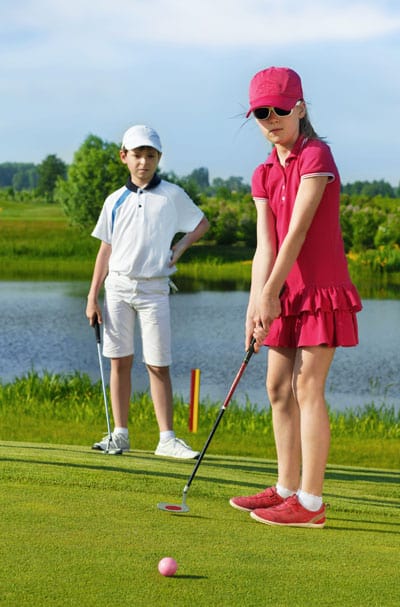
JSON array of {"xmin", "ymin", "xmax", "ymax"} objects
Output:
[{"xmin": 264, "ymin": 283, "xmax": 362, "ymax": 348}]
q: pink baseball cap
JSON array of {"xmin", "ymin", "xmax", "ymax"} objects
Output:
[{"xmin": 246, "ymin": 67, "xmax": 303, "ymax": 117}]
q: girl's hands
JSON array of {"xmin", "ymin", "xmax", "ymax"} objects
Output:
[
  {"xmin": 246, "ymin": 315, "xmax": 267, "ymax": 353},
  {"xmin": 258, "ymin": 291, "xmax": 282, "ymax": 334},
  {"xmin": 246, "ymin": 290, "xmax": 282, "ymax": 352}
]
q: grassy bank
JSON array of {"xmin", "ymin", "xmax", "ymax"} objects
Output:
[
  {"xmin": 2, "ymin": 201, "xmax": 400, "ymax": 295},
  {"xmin": 0, "ymin": 372, "xmax": 398, "ymax": 469},
  {"xmin": 0, "ymin": 202, "xmax": 253, "ymax": 283}
]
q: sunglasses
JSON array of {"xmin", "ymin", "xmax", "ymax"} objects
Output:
[{"xmin": 253, "ymin": 100, "xmax": 302, "ymax": 120}]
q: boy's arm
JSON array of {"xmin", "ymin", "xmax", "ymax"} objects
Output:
[
  {"xmin": 86, "ymin": 241, "xmax": 112, "ymax": 325},
  {"xmin": 169, "ymin": 215, "xmax": 209, "ymax": 266}
]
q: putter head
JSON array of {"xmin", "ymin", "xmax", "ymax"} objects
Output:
[
  {"xmin": 105, "ymin": 448, "xmax": 123, "ymax": 455},
  {"xmin": 157, "ymin": 502, "xmax": 190, "ymax": 513}
]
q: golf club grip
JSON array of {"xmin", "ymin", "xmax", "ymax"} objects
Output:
[
  {"xmin": 93, "ymin": 318, "xmax": 101, "ymax": 344},
  {"xmin": 221, "ymin": 338, "xmax": 256, "ymax": 408},
  {"xmin": 245, "ymin": 337, "xmax": 256, "ymax": 363}
]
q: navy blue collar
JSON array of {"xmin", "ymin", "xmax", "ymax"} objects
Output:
[{"xmin": 126, "ymin": 173, "xmax": 161, "ymax": 192}]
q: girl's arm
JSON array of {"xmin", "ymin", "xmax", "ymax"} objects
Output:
[
  {"xmin": 86, "ymin": 241, "xmax": 112, "ymax": 325},
  {"xmin": 246, "ymin": 199, "xmax": 276, "ymax": 350},
  {"xmin": 258, "ymin": 175, "xmax": 329, "ymax": 335}
]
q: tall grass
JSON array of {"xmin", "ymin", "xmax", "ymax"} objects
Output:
[{"xmin": 0, "ymin": 371, "xmax": 398, "ymax": 468}]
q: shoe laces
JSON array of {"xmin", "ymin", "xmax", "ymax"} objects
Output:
[
  {"xmin": 174, "ymin": 438, "xmax": 189, "ymax": 448},
  {"xmin": 276, "ymin": 495, "xmax": 299, "ymax": 512}
]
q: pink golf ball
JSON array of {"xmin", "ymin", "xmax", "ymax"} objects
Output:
[{"xmin": 158, "ymin": 557, "xmax": 178, "ymax": 577}]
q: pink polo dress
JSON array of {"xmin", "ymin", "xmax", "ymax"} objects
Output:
[{"xmin": 252, "ymin": 135, "xmax": 362, "ymax": 348}]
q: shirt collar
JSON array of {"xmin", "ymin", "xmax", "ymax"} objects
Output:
[
  {"xmin": 265, "ymin": 135, "xmax": 308, "ymax": 166},
  {"xmin": 126, "ymin": 173, "xmax": 161, "ymax": 192}
]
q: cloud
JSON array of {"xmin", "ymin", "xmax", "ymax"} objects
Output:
[
  {"xmin": 2, "ymin": 0, "xmax": 400, "ymax": 70},
  {"xmin": 131, "ymin": 0, "xmax": 400, "ymax": 46}
]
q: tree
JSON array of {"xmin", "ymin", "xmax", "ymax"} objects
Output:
[
  {"xmin": 201, "ymin": 192, "xmax": 256, "ymax": 246},
  {"xmin": 0, "ymin": 162, "xmax": 38, "ymax": 190},
  {"xmin": 341, "ymin": 179, "xmax": 397, "ymax": 198},
  {"xmin": 13, "ymin": 166, "xmax": 38, "ymax": 190},
  {"xmin": 54, "ymin": 135, "xmax": 126, "ymax": 229},
  {"xmin": 37, "ymin": 154, "xmax": 67, "ymax": 202},
  {"xmin": 187, "ymin": 167, "xmax": 209, "ymax": 191},
  {"xmin": 211, "ymin": 176, "xmax": 250, "ymax": 195},
  {"xmin": 158, "ymin": 169, "xmax": 202, "ymax": 206}
]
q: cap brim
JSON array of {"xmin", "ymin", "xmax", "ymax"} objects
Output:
[{"xmin": 247, "ymin": 96, "xmax": 298, "ymax": 117}]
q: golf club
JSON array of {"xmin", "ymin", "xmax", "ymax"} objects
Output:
[
  {"xmin": 157, "ymin": 337, "xmax": 256, "ymax": 513},
  {"xmin": 92, "ymin": 318, "xmax": 123, "ymax": 456}
]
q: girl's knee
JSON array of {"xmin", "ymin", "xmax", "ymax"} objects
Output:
[
  {"xmin": 293, "ymin": 376, "xmax": 326, "ymax": 407},
  {"xmin": 267, "ymin": 377, "xmax": 294, "ymax": 406}
]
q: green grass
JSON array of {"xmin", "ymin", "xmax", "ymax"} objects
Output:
[
  {"xmin": 1, "ymin": 200, "xmax": 400, "ymax": 295},
  {"xmin": 0, "ymin": 372, "xmax": 399, "ymax": 469},
  {"xmin": 1, "ymin": 441, "xmax": 399, "ymax": 607},
  {"xmin": 1, "ymin": 373, "xmax": 398, "ymax": 605}
]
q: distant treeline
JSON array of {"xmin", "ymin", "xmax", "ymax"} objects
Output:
[
  {"xmin": 1, "ymin": 159, "xmax": 400, "ymax": 198},
  {"xmin": 0, "ymin": 162, "xmax": 39, "ymax": 190},
  {"xmin": 0, "ymin": 157, "xmax": 67, "ymax": 201},
  {"xmin": 1, "ymin": 136, "xmax": 399, "ymax": 271}
]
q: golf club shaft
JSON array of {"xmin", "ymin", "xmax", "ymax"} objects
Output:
[
  {"xmin": 94, "ymin": 320, "xmax": 112, "ymax": 439},
  {"xmin": 184, "ymin": 338, "xmax": 256, "ymax": 493}
]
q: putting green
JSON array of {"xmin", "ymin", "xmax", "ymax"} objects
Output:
[{"xmin": 1, "ymin": 441, "xmax": 399, "ymax": 607}]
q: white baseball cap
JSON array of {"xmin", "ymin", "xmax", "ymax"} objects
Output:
[{"xmin": 121, "ymin": 125, "xmax": 162, "ymax": 152}]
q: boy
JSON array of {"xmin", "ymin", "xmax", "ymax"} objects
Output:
[{"xmin": 86, "ymin": 125, "xmax": 209, "ymax": 458}]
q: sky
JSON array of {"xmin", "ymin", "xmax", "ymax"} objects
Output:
[{"xmin": 1, "ymin": 0, "xmax": 400, "ymax": 186}]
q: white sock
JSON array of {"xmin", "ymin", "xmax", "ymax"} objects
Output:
[
  {"xmin": 160, "ymin": 430, "xmax": 175, "ymax": 442},
  {"xmin": 276, "ymin": 484, "xmax": 296, "ymax": 499},
  {"xmin": 113, "ymin": 427, "xmax": 129, "ymax": 437},
  {"xmin": 297, "ymin": 490, "xmax": 323, "ymax": 512}
]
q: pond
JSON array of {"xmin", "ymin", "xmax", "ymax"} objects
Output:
[{"xmin": 1, "ymin": 281, "xmax": 399, "ymax": 412}]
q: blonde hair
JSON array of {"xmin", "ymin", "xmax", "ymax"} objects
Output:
[{"xmin": 300, "ymin": 104, "xmax": 323, "ymax": 140}]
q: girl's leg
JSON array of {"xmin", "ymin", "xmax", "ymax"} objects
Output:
[
  {"xmin": 110, "ymin": 355, "xmax": 134, "ymax": 428},
  {"xmin": 146, "ymin": 364, "xmax": 173, "ymax": 432},
  {"xmin": 267, "ymin": 347, "xmax": 301, "ymax": 492},
  {"xmin": 293, "ymin": 346, "xmax": 335, "ymax": 496}
]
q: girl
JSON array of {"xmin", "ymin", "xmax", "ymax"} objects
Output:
[{"xmin": 229, "ymin": 67, "xmax": 362, "ymax": 527}]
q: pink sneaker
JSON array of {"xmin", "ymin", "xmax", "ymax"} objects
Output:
[
  {"xmin": 229, "ymin": 486, "xmax": 284, "ymax": 512},
  {"xmin": 250, "ymin": 495, "xmax": 326, "ymax": 528}
]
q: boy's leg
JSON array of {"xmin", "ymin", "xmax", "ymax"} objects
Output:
[
  {"xmin": 110, "ymin": 355, "xmax": 134, "ymax": 428},
  {"xmin": 146, "ymin": 364, "xmax": 173, "ymax": 431},
  {"xmin": 139, "ymin": 280, "xmax": 199, "ymax": 459},
  {"xmin": 138, "ymin": 283, "xmax": 173, "ymax": 432},
  {"xmin": 146, "ymin": 363, "xmax": 199, "ymax": 459},
  {"xmin": 93, "ymin": 275, "xmax": 135, "ymax": 451},
  {"xmin": 92, "ymin": 354, "xmax": 133, "ymax": 452}
]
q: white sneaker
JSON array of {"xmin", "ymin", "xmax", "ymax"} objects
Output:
[
  {"xmin": 92, "ymin": 432, "xmax": 130, "ymax": 452},
  {"xmin": 155, "ymin": 437, "xmax": 199, "ymax": 459}
]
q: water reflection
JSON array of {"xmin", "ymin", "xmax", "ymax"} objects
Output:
[{"xmin": 1, "ymin": 281, "xmax": 399, "ymax": 412}]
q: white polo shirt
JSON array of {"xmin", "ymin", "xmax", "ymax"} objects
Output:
[{"xmin": 92, "ymin": 179, "xmax": 204, "ymax": 279}]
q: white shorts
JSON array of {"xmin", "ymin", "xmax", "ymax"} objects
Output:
[{"xmin": 102, "ymin": 272, "xmax": 172, "ymax": 366}]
